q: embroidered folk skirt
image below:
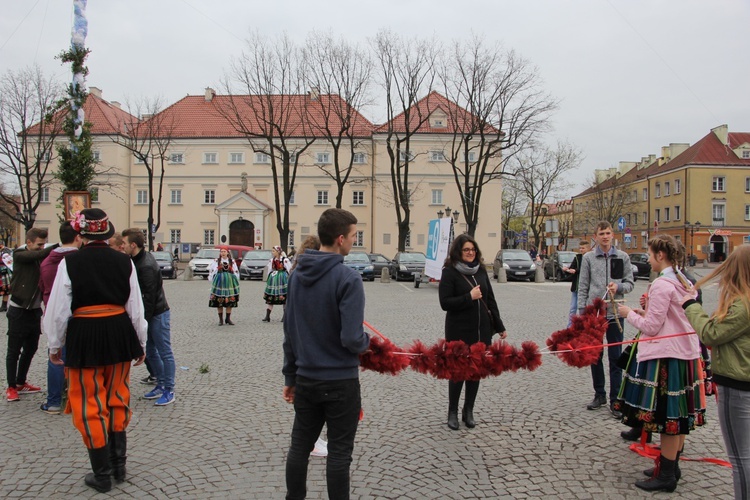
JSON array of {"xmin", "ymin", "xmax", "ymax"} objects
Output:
[
  {"xmin": 209, "ymin": 270, "xmax": 240, "ymax": 308},
  {"xmin": 0, "ymin": 266, "xmax": 11, "ymax": 296},
  {"xmin": 263, "ymin": 270, "xmax": 289, "ymax": 305},
  {"xmin": 613, "ymin": 356, "xmax": 707, "ymax": 435}
]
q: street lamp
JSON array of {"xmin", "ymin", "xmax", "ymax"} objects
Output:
[
  {"xmin": 684, "ymin": 220, "xmax": 701, "ymax": 266},
  {"xmin": 437, "ymin": 209, "xmax": 444, "ymax": 219},
  {"xmin": 15, "ymin": 208, "xmax": 36, "ymax": 230}
]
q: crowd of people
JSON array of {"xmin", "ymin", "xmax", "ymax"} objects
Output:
[{"xmin": 3, "ymin": 210, "xmax": 749, "ymax": 498}]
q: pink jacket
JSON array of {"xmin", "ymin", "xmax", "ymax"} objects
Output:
[{"xmin": 626, "ymin": 270, "xmax": 700, "ymax": 362}]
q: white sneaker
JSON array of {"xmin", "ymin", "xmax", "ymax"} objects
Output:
[{"xmin": 310, "ymin": 437, "xmax": 328, "ymax": 457}]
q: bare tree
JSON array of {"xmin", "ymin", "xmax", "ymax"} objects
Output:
[
  {"xmin": 582, "ymin": 172, "xmax": 636, "ymax": 229},
  {"xmin": 302, "ymin": 32, "xmax": 373, "ymax": 208},
  {"xmin": 0, "ymin": 66, "xmax": 65, "ymax": 230},
  {"xmin": 0, "ymin": 190, "xmax": 19, "ymax": 245},
  {"xmin": 439, "ymin": 36, "xmax": 558, "ymax": 236},
  {"xmin": 108, "ymin": 97, "xmax": 175, "ymax": 251},
  {"xmin": 501, "ymin": 177, "xmax": 525, "ymax": 248},
  {"xmin": 512, "ymin": 142, "xmax": 582, "ymax": 250},
  {"xmin": 372, "ymin": 30, "xmax": 438, "ymax": 251},
  {"xmin": 220, "ymin": 32, "xmax": 314, "ymax": 251}
]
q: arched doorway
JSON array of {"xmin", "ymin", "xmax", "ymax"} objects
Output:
[
  {"xmin": 229, "ymin": 219, "xmax": 254, "ymax": 246},
  {"xmin": 709, "ymin": 234, "xmax": 727, "ymax": 262}
]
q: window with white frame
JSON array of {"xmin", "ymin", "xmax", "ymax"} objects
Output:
[
  {"xmin": 627, "ymin": 214, "xmax": 631, "ymax": 225},
  {"xmin": 40, "ymin": 187, "xmax": 49, "ymax": 203},
  {"xmin": 655, "ymin": 208, "xmax": 661, "ymax": 222},
  {"xmin": 288, "ymin": 230, "xmax": 295, "ymax": 248},
  {"xmin": 170, "ymin": 229, "xmax": 181, "ymax": 243},
  {"xmin": 255, "ymin": 152, "xmax": 270, "ymax": 164},
  {"xmin": 746, "ymin": 177, "xmax": 750, "ymax": 193},
  {"xmin": 203, "ymin": 152, "xmax": 218, "ymax": 164},
  {"xmin": 655, "ymin": 183, "xmax": 661, "ymax": 198},
  {"xmin": 464, "ymin": 151, "xmax": 476, "ymax": 163},
  {"xmin": 642, "ymin": 236, "xmax": 648, "ymax": 249},
  {"xmin": 399, "ymin": 150, "xmax": 414, "ymax": 162},
  {"xmin": 316, "ymin": 152, "xmax": 331, "ymax": 164},
  {"xmin": 354, "ymin": 230, "xmax": 364, "ymax": 247},
  {"xmin": 170, "ymin": 153, "xmax": 184, "ymax": 164},
  {"xmin": 317, "ymin": 190, "xmax": 329, "ymax": 205},
  {"xmin": 353, "ymin": 152, "xmax": 366, "ymax": 164},
  {"xmin": 229, "ymin": 152, "xmax": 244, "ymax": 164},
  {"xmin": 170, "ymin": 189, "xmax": 182, "ymax": 204},
  {"xmin": 288, "ymin": 152, "xmax": 297, "ymax": 164},
  {"xmin": 42, "ymin": 151, "xmax": 51, "ymax": 162},
  {"xmin": 674, "ymin": 205, "xmax": 681, "ymax": 221},
  {"xmin": 137, "ymin": 190, "xmax": 148, "ymax": 204},
  {"xmin": 352, "ymin": 191, "xmax": 364, "ymax": 205},
  {"xmin": 431, "ymin": 189, "xmax": 443, "ymax": 205},
  {"xmin": 204, "ymin": 190, "xmax": 215, "ymax": 204},
  {"xmin": 713, "ymin": 176, "xmax": 726, "ymax": 192},
  {"xmin": 664, "ymin": 207, "xmax": 670, "ymax": 221},
  {"xmin": 429, "ymin": 150, "xmax": 445, "ymax": 162},
  {"xmin": 675, "ymin": 178, "xmax": 681, "ymax": 194},
  {"xmin": 746, "ymin": 205, "xmax": 750, "ymax": 221},
  {"xmin": 633, "ymin": 213, "xmax": 638, "ymax": 225},
  {"xmin": 743, "ymin": 150, "xmax": 750, "ymax": 159},
  {"xmin": 642, "ymin": 188, "xmax": 648, "ymax": 201},
  {"xmin": 92, "ymin": 150, "xmax": 101, "ymax": 162},
  {"xmin": 632, "ymin": 235, "xmax": 638, "ymax": 249},
  {"xmin": 713, "ymin": 203, "xmax": 725, "ymax": 224},
  {"xmin": 642, "ymin": 211, "xmax": 648, "ymax": 225},
  {"xmin": 204, "ymin": 229, "xmax": 215, "ymax": 245},
  {"xmin": 664, "ymin": 181, "xmax": 670, "ymax": 196},
  {"xmin": 289, "ymin": 191, "xmax": 295, "ymax": 204}
]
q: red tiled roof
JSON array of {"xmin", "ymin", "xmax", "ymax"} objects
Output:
[
  {"xmin": 374, "ymin": 91, "xmax": 498, "ymax": 135},
  {"xmin": 647, "ymin": 129, "xmax": 750, "ymax": 176},
  {"xmin": 25, "ymin": 93, "xmax": 136, "ymax": 136},
  {"xmin": 153, "ymin": 94, "xmax": 373, "ymax": 139}
]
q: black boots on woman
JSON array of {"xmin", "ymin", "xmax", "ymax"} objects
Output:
[
  {"xmin": 225, "ymin": 313, "xmax": 234, "ymax": 325},
  {"xmin": 447, "ymin": 410, "xmax": 459, "ymax": 430},
  {"xmin": 635, "ymin": 455, "xmax": 678, "ymax": 492},
  {"xmin": 262, "ymin": 309, "xmax": 271, "ymax": 322},
  {"xmin": 462, "ymin": 407, "xmax": 476, "ymax": 428}
]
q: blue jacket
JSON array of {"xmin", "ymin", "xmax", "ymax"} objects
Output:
[{"xmin": 282, "ymin": 249, "xmax": 370, "ymax": 386}]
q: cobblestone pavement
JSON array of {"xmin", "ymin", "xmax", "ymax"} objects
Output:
[{"xmin": 0, "ymin": 267, "xmax": 733, "ymax": 498}]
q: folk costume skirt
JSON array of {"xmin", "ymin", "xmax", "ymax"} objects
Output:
[
  {"xmin": 614, "ymin": 356, "xmax": 707, "ymax": 435},
  {"xmin": 263, "ymin": 270, "xmax": 288, "ymax": 305},
  {"xmin": 0, "ymin": 265, "xmax": 11, "ymax": 296},
  {"xmin": 209, "ymin": 270, "xmax": 240, "ymax": 308}
]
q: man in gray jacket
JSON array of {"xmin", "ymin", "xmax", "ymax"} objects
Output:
[{"xmin": 577, "ymin": 221, "xmax": 634, "ymax": 417}]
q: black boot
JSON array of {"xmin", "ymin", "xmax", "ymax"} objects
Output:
[
  {"xmin": 462, "ymin": 407, "xmax": 476, "ymax": 428},
  {"xmin": 109, "ymin": 432, "xmax": 127, "ymax": 483},
  {"xmin": 84, "ymin": 446, "xmax": 112, "ymax": 493},
  {"xmin": 218, "ymin": 313, "xmax": 224, "ymax": 326},
  {"xmin": 225, "ymin": 313, "xmax": 234, "ymax": 326},
  {"xmin": 644, "ymin": 449, "xmax": 681, "ymax": 481},
  {"xmin": 636, "ymin": 455, "xmax": 677, "ymax": 492},
  {"xmin": 447, "ymin": 410, "xmax": 459, "ymax": 430},
  {"xmin": 622, "ymin": 426, "xmax": 652, "ymax": 443},
  {"xmin": 262, "ymin": 309, "xmax": 271, "ymax": 322}
]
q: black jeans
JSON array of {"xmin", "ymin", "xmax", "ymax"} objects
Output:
[
  {"xmin": 286, "ymin": 376, "xmax": 361, "ymax": 500},
  {"xmin": 5, "ymin": 306, "xmax": 42, "ymax": 388},
  {"xmin": 591, "ymin": 318, "xmax": 624, "ymax": 402}
]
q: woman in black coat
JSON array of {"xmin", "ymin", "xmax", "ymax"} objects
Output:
[{"xmin": 439, "ymin": 234, "xmax": 507, "ymax": 430}]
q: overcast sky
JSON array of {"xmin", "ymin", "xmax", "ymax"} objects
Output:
[{"xmin": 2, "ymin": 0, "xmax": 749, "ymax": 197}]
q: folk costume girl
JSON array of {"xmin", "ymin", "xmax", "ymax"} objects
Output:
[
  {"xmin": 208, "ymin": 248, "xmax": 240, "ymax": 325},
  {"xmin": 615, "ymin": 234, "xmax": 706, "ymax": 493},
  {"xmin": 0, "ymin": 244, "xmax": 12, "ymax": 311},
  {"xmin": 438, "ymin": 234, "xmax": 507, "ymax": 431},
  {"xmin": 262, "ymin": 246, "xmax": 291, "ymax": 322}
]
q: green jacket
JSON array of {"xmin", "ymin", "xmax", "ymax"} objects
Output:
[
  {"xmin": 9, "ymin": 245, "xmax": 56, "ymax": 309},
  {"xmin": 684, "ymin": 299, "xmax": 750, "ymax": 384}
]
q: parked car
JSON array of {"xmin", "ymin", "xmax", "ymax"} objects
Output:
[
  {"xmin": 215, "ymin": 244, "xmax": 254, "ymax": 267},
  {"xmin": 629, "ymin": 252, "xmax": 651, "ymax": 280},
  {"xmin": 493, "ymin": 249, "xmax": 537, "ymax": 281},
  {"xmin": 390, "ymin": 252, "xmax": 426, "ymax": 281},
  {"xmin": 368, "ymin": 253, "xmax": 391, "ymax": 277},
  {"xmin": 543, "ymin": 251, "xmax": 576, "ymax": 281},
  {"xmin": 344, "ymin": 251, "xmax": 375, "ymax": 281},
  {"xmin": 239, "ymin": 249, "xmax": 273, "ymax": 280},
  {"xmin": 188, "ymin": 248, "xmax": 221, "ymax": 279},
  {"xmin": 151, "ymin": 251, "xmax": 178, "ymax": 279}
]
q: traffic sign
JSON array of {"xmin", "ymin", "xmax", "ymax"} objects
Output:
[
  {"xmin": 624, "ymin": 234, "xmax": 632, "ymax": 243},
  {"xmin": 616, "ymin": 216, "xmax": 626, "ymax": 231}
]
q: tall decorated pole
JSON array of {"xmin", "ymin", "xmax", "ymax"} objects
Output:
[{"xmin": 56, "ymin": 0, "xmax": 96, "ymax": 220}]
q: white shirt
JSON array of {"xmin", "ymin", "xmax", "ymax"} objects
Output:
[
  {"xmin": 208, "ymin": 259, "xmax": 239, "ymax": 281},
  {"xmin": 43, "ymin": 259, "xmax": 148, "ymax": 353}
]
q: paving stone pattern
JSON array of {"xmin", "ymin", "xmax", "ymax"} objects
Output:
[{"xmin": 0, "ymin": 271, "xmax": 733, "ymax": 498}]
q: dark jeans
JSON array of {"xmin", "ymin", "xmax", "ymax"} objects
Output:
[
  {"xmin": 591, "ymin": 318, "xmax": 624, "ymax": 402},
  {"xmin": 5, "ymin": 306, "xmax": 42, "ymax": 387},
  {"xmin": 286, "ymin": 376, "xmax": 361, "ymax": 500}
]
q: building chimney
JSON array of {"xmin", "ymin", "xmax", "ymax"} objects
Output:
[
  {"xmin": 110, "ymin": 101, "xmax": 121, "ymax": 109},
  {"xmin": 89, "ymin": 86, "xmax": 102, "ymax": 98},
  {"xmin": 711, "ymin": 124, "xmax": 728, "ymax": 145},
  {"xmin": 309, "ymin": 87, "xmax": 320, "ymax": 101},
  {"xmin": 204, "ymin": 87, "xmax": 216, "ymax": 102}
]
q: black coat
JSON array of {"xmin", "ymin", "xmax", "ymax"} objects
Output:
[{"xmin": 439, "ymin": 265, "xmax": 504, "ymax": 345}]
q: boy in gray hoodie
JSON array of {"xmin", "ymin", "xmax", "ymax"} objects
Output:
[{"xmin": 577, "ymin": 221, "xmax": 634, "ymax": 416}]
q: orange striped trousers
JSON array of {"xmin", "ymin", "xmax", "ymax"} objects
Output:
[{"xmin": 66, "ymin": 362, "xmax": 132, "ymax": 449}]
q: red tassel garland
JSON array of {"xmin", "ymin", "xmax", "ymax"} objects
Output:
[
  {"xmin": 359, "ymin": 335, "xmax": 411, "ymax": 375},
  {"xmin": 546, "ymin": 298, "xmax": 609, "ymax": 368}
]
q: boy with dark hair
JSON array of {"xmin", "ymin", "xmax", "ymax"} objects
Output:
[
  {"xmin": 577, "ymin": 221, "xmax": 634, "ymax": 417},
  {"xmin": 38, "ymin": 222, "xmax": 83, "ymax": 413},
  {"xmin": 283, "ymin": 208, "xmax": 370, "ymax": 499},
  {"xmin": 5, "ymin": 227, "xmax": 55, "ymax": 402}
]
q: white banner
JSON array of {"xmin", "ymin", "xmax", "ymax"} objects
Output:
[{"xmin": 425, "ymin": 218, "xmax": 452, "ymax": 280}]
